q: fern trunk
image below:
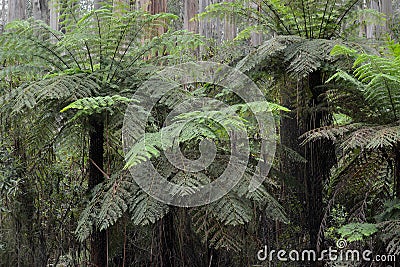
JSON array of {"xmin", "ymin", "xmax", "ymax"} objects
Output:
[
  {"xmin": 159, "ymin": 211, "xmax": 175, "ymax": 266},
  {"xmin": 305, "ymin": 71, "xmax": 336, "ymax": 262},
  {"xmin": 395, "ymin": 143, "xmax": 400, "ymax": 199},
  {"xmin": 12, "ymin": 136, "xmax": 38, "ymax": 266},
  {"xmin": 280, "ymin": 71, "xmax": 336, "ymax": 266},
  {"xmin": 88, "ymin": 116, "xmax": 107, "ymax": 267},
  {"xmin": 280, "ymin": 76, "xmax": 307, "ymax": 246}
]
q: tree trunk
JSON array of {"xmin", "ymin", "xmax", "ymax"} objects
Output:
[
  {"xmin": 0, "ymin": 0, "xmax": 7, "ymax": 32},
  {"xmin": 88, "ymin": 116, "xmax": 107, "ymax": 267},
  {"xmin": 32, "ymin": 0, "xmax": 50, "ymax": 24},
  {"xmin": 359, "ymin": 0, "xmax": 393, "ymax": 39},
  {"xmin": 49, "ymin": 0, "xmax": 59, "ymax": 31},
  {"xmin": 184, "ymin": 0, "xmax": 199, "ymax": 33},
  {"xmin": 394, "ymin": 143, "xmax": 400, "ymax": 199},
  {"xmin": 280, "ymin": 72, "xmax": 336, "ymax": 267},
  {"xmin": 305, "ymin": 71, "xmax": 336, "ymax": 266},
  {"xmin": 8, "ymin": 3, "xmax": 33, "ymax": 266},
  {"xmin": 280, "ymin": 76, "xmax": 307, "ymax": 245},
  {"xmin": 159, "ymin": 211, "xmax": 175, "ymax": 267},
  {"xmin": 7, "ymin": 0, "xmax": 26, "ymax": 22}
]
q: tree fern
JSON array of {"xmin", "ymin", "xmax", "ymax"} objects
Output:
[
  {"xmin": 0, "ymin": 4, "xmax": 205, "ymax": 256},
  {"xmin": 196, "ymin": 0, "xmax": 361, "ymax": 40},
  {"xmin": 129, "ymin": 187, "xmax": 169, "ymax": 226},
  {"xmin": 60, "ymin": 95, "xmax": 135, "ymax": 121}
]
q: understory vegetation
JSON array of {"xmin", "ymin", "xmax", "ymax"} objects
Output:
[{"xmin": 0, "ymin": 0, "xmax": 400, "ymax": 266}]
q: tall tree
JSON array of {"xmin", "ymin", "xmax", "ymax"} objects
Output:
[
  {"xmin": 359, "ymin": 0, "xmax": 393, "ymax": 38},
  {"xmin": 32, "ymin": 0, "xmax": 50, "ymax": 23},
  {"xmin": 7, "ymin": 0, "xmax": 26, "ymax": 22}
]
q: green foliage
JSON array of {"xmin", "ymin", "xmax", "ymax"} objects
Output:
[
  {"xmin": 0, "ymin": 3, "xmax": 205, "ymax": 259},
  {"xmin": 325, "ymin": 205, "xmax": 348, "ymax": 241},
  {"xmin": 60, "ymin": 95, "xmax": 135, "ymax": 120},
  {"xmin": 337, "ymin": 223, "xmax": 378, "ymax": 242},
  {"xmin": 379, "ymin": 220, "xmax": 400, "ymax": 255},
  {"xmin": 305, "ymin": 42, "xmax": 400, "ymax": 152},
  {"xmin": 76, "ymin": 172, "xmax": 169, "ymax": 242},
  {"xmin": 196, "ymin": 0, "xmax": 360, "ymax": 40},
  {"xmin": 306, "ymin": 41, "xmax": 400, "ymax": 259},
  {"xmin": 374, "ymin": 200, "xmax": 400, "ymax": 255},
  {"xmin": 237, "ymin": 35, "xmax": 339, "ymax": 79},
  {"xmin": 0, "ymin": 6, "xmax": 192, "ymax": 116},
  {"xmin": 329, "ymin": 42, "xmax": 400, "ymax": 123},
  {"xmin": 124, "ymin": 96, "xmax": 284, "ymax": 169},
  {"xmin": 375, "ymin": 198, "xmax": 400, "ymax": 222}
]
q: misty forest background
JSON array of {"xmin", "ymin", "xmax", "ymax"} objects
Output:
[{"xmin": 1, "ymin": 0, "xmax": 400, "ymax": 266}]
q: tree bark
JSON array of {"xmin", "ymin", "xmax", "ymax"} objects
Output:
[
  {"xmin": 184, "ymin": 0, "xmax": 199, "ymax": 33},
  {"xmin": 88, "ymin": 116, "xmax": 107, "ymax": 267},
  {"xmin": 0, "ymin": 0, "xmax": 7, "ymax": 32},
  {"xmin": 305, "ymin": 71, "xmax": 336, "ymax": 267},
  {"xmin": 394, "ymin": 143, "xmax": 400, "ymax": 199},
  {"xmin": 49, "ymin": 0, "xmax": 59, "ymax": 30},
  {"xmin": 359, "ymin": 0, "xmax": 393, "ymax": 39},
  {"xmin": 32, "ymin": 0, "xmax": 50, "ymax": 24},
  {"xmin": 159, "ymin": 211, "xmax": 175, "ymax": 267},
  {"xmin": 280, "ymin": 71, "xmax": 336, "ymax": 267},
  {"xmin": 7, "ymin": 0, "xmax": 26, "ymax": 22}
]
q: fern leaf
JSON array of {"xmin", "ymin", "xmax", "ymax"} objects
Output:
[{"xmin": 129, "ymin": 189, "xmax": 169, "ymax": 225}]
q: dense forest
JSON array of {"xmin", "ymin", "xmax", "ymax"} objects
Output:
[{"xmin": 1, "ymin": 0, "xmax": 400, "ymax": 266}]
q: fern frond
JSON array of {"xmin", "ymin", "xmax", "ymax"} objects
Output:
[
  {"xmin": 301, "ymin": 123, "xmax": 364, "ymax": 144},
  {"xmin": 233, "ymin": 171, "xmax": 288, "ymax": 223},
  {"xmin": 236, "ymin": 35, "xmax": 303, "ymax": 73},
  {"xmin": 129, "ymin": 188, "xmax": 169, "ymax": 225},
  {"xmin": 208, "ymin": 193, "xmax": 253, "ymax": 226},
  {"xmin": 75, "ymin": 172, "xmax": 137, "ymax": 242},
  {"xmin": 284, "ymin": 39, "xmax": 336, "ymax": 78},
  {"xmin": 190, "ymin": 206, "xmax": 244, "ymax": 252},
  {"xmin": 60, "ymin": 95, "xmax": 135, "ymax": 120},
  {"xmin": 3, "ymin": 74, "xmax": 100, "ymax": 116}
]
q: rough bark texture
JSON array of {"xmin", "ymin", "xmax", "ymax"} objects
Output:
[
  {"xmin": 0, "ymin": 0, "xmax": 7, "ymax": 32},
  {"xmin": 280, "ymin": 76, "xmax": 306, "ymax": 218},
  {"xmin": 88, "ymin": 117, "xmax": 107, "ymax": 267},
  {"xmin": 395, "ymin": 143, "xmax": 400, "ymax": 199},
  {"xmin": 49, "ymin": 0, "xmax": 59, "ymax": 31},
  {"xmin": 184, "ymin": 0, "xmax": 199, "ymax": 33},
  {"xmin": 134, "ymin": 0, "xmax": 167, "ymax": 13},
  {"xmin": 32, "ymin": 0, "xmax": 50, "ymax": 24},
  {"xmin": 305, "ymin": 71, "xmax": 336, "ymax": 267},
  {"xmin": 159, "ymin": 211, "xmax": 175, "ymax": 267},
  {"xmin": 280, "ymin": 72, "xmax": 336, "ymax": 267},
  {"xmin": 279, "ymin": 76, "xmax": 311, "ymax": 266},
  {"xmin": 7, "ymin": 0, "xmax": 26, "ymax": 22}
]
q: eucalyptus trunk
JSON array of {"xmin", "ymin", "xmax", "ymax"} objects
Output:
[
  {"xmin": 7, "ymin": 0, "xmax": 26, "ymax": 22},
  {"xmin": 32, "ymin": 0, "xmax": 50, "ymax": 24}
]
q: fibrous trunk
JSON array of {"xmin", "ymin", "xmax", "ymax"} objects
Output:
[
  {"xmin": 305, "ymin": 71, "xmax": 336, "ymax": 266},
  {"xmin": 88, "ymin": 116, "xmax": 107, "ymax": 267},
  {"xmin": 394, "ymin": 143, "xmax": 400, "ymax": 199},
  {"xmin": 280, "ymin": 71, "xmax": 336, "ymax": 267}
]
